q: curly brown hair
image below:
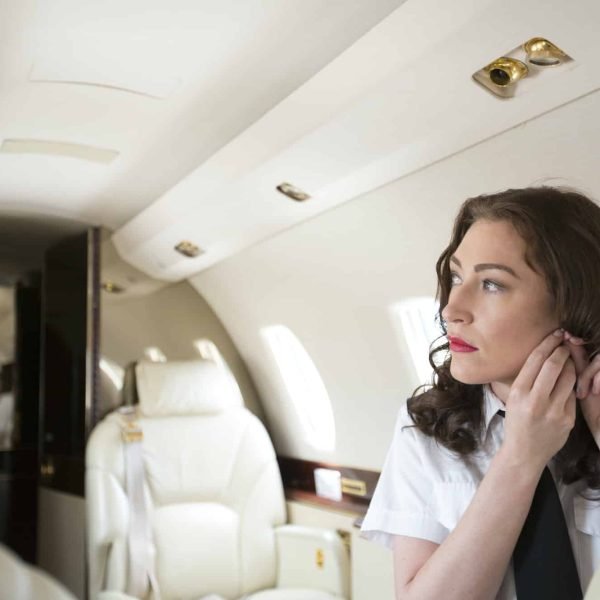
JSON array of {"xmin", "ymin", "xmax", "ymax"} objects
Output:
[{"xmin": 407, "ymin": 186, "xmax": 600, "ymax": 499}]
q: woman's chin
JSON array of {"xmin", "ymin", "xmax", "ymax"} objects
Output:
[{"xmin": 449, "ymin": 361, "xmax": 488, "ymax": 385}]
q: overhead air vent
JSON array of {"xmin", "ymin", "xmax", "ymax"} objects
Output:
[
  {"xmin": 0, "ymin": 139, "xmax": 119, "ymax": 164},
  {"xmin": 524, "ymin": 37, "xmax": 567, "ymax": 67},
  {"xmin": 472, "ymin": 37, "xmax": 573, "ymax": 98}
]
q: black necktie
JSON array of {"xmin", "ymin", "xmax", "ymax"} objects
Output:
[{"xmin": 497, "ymin": 409, "xmax": 583, "ymax": 599}]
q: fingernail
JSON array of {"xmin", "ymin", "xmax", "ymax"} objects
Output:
[
  {"xmin": 554, "ymin": 328, "xmax": 564, "ymax": 337},
  {"xmin": 571, "ymin": 336, "xmax": 584, "ymax": 344}
]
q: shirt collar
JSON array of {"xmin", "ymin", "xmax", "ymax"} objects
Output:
[{"xmin": 482, "ymin": 384, "xmax": 506, "ymax": 433}]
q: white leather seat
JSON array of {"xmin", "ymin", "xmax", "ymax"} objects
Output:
[
  {"xmin": 86, "ymin": 360, "xmax": 349, "ymax": 600},
  {"xmin": 0, "ymin": 543, "xmax": 76, "ymax": 600}
]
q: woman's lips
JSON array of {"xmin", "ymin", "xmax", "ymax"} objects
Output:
[{"xmin": 448, "ymin": 335, "xmax": 478, "ymax": 352}]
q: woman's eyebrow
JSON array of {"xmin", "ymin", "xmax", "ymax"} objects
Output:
[{"xmin": 450, "ymin": 255, "xmax": 520, "ymax": 279}]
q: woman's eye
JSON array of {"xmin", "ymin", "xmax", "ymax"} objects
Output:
[
  {"xmin": 483, "ymin": 279, "xmax": 503, "ymax": 293},
  {"xmin": 450, "ymin": 272, "xmax": 461, "ymax": 286}
]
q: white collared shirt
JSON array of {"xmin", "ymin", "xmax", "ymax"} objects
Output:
[{"xmin": 361, "ymin": 385, "xmax": 600, "ymax": 599}]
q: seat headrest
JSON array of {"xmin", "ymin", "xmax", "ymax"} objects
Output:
[{"xmin": 135, "ymin": 360, "xmax": 243, "ymax": 417}]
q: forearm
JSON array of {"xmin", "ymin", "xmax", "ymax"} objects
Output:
[{"xmin": 401, "ymin": 448, "xmax": 542, "ymax": 600}]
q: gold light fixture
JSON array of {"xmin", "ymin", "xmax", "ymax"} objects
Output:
[
  {"xmin": 524, "ymin": 37, "xmax": 567, "ymax": 66},
  {"xmin": 472, "ymin": 36, "xmax": 572, "ymax": 98},
  {"xmin": 484, "ymin": 57, "xmax": 528, "ymax": 87},
  {"xmin": 102, "ymin": 281, "xmax": 125, "ymax": 294},
  {"xmin": 276, "ymin": 182, "xmax": 311, "ymax": 202},
  {"xmin": 174, "ymin": 241, "xmax": 203, "ymax": 258}
]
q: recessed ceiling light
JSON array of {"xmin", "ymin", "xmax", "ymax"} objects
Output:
[
  {"xmin": 276, "ymin": 182, "xmax": 311, "ymax": 202},
  {"xmin": 472, "ymin": 37, "xmax": 572, "ymax": 99},
  {"xmin": 484, "ymin": 57, "xmax": 528, "ymax": 87},
  {"xmin": 174, "ymin": 241, "xmax": 204, "ymax": 258},
  {"xmin": 102, "ymin": 281, "xmax": 125, "ymax": 294}
]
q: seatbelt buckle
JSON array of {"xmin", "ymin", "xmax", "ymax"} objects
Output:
[
  {"xmin": 118, "ymin": 406, "xmax": 143, "ymax": 443},
  {"xmin": 121, "ymin": 421, "xmax": 143, "ymax": 443}
]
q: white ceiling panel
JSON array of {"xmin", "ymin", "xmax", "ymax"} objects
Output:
[
  {"xmin": 0, "ymin": 0, "xmax": 405, "ymax": 228},
  {"xmin": 1, "ymin": 0, "xmax": 598, "ymax": 282},
  {"xmin": 113, "ymin": 0, "xmax": 600, "ymax": 281}
]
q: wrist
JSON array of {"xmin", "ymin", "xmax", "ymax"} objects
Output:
[{"xmin": 495, "ymin": 444, "xmax": 545, "ymax": 485}]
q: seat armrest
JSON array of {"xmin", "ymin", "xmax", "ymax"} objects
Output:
[{"xmin": 274, "ymin": 524, "xmax": 350, "ymax": 598}]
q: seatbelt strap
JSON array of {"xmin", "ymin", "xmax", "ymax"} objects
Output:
[{"xmin": 118, "ymin": 406, "xmax": 162, "ymax": 600}]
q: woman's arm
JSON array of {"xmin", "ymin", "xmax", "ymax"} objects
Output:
[
  {"xmin": 394, "ymin": 445, "xmax": 541, "ymax": 600},
  {"xmin": 395, "ymin": 330, "xmax": 578, "ymax": 600}
]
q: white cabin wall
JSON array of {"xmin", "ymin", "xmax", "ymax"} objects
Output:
[
  {"xmin": 37, "ymin": 488, "xmax": 85, "ymax": 599},
  {"xmin": 101, "ymin": 280, "xmax": 265, "ymax": 421},
  {"xmin": 189, "ymin": 89, "xmax": 600, "ymax": 470}
]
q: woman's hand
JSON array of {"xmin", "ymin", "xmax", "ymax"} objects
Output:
[
  {"xmin": 502, "ymin": 329, "xmax": 577, "ymax": 473},
  {"xmin": 564, "ymin": 331, "xmax": 600, "ymax": 449}
]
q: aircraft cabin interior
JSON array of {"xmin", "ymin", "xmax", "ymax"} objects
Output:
[{"xmin": 1, "ymin": 1, "xmax": 600, "ymax": 599}]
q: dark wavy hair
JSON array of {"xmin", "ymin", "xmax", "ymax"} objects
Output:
[{"xmin": 407, "ymin": 186, "xmax": 600, "ymax": 499}]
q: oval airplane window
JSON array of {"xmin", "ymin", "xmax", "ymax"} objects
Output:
[
  {"xmin": 193, "ymin": 338, "xmax": 243, "ymax": 403},
  {"xmin": 390, "ymin": 296, "xmax": 444, "ymax": 386},
  {"xmin": 144, "ymin": 346, "xmax": 167, "ymax": 362},
  {"xmin": 262, "ymin": 325, "xmax": 335, "ymax": 452},
  {"xmin": 99, "ymin": 357, "xmax": 124, "ymax": 391}
]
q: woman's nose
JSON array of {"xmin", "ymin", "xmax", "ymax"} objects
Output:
[{"xmin": 442, "ymin": 288, "xmax": 472, "ymax": 324}]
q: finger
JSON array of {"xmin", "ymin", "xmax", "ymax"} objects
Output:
[
  {"xmin": 592, "ymin": 371, "xmax": 600, "ymax": 396},
  {"xmin": 549, "ymin": 357, "xmax": 577, "ymax": 412},
  {"xmin": 577, "ymin": 354, "xmax": 600, "ymax": 398},
  {"xmin": 564, "ymin": 391, "xmax": 576, "ymax": 424},
  {"xmin": 564, "ymin": 331, "xmax": 586, "ymax": 345},
  {"xmin": 565, "ymin": 338, "xmax": 589, "ymax": 376},
  {"xmin": 512, "ymin": 329, "xmax": 566, "ymax": 393},
  {"xmin": 531, "ymin": 345, "xmax": 572, "ymax": 403}
]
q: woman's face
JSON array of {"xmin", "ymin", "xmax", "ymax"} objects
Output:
[{"xmin": 441, "ymin": 218, "xmax": 560, "ymax": 400}]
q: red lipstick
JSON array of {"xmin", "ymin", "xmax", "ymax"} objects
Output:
[{"xmin": 448, "ymin": 335, "xmax": 478, "ymax": 352}]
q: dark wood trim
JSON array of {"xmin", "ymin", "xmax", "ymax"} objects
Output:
[
  {"xmin": 277, "ymin": 455, "xmax": 379, "ymax": 517},
  {"xmin": 87, "ymin": 227, "xmax": 101, "ymax": 433}
]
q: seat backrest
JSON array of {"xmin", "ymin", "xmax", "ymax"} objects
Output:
[{"xmin": 86, "ymin": 359, "xmax": 287, "ymax": 600}]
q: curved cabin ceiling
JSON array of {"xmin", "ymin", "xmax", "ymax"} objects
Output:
[
  {"xmin": 1, "ymin": 0, "xmax": 599, "ymax": 282},
  {"xmin": 0, "ymin": 0, "xmax": 404, "ymax": 226}
]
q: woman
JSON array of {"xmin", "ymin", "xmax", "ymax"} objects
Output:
[{"xmin": 361, "ymin": 187, "xmax": 600, "ymax": 600}]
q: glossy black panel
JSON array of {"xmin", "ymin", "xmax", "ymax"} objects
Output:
[
  {"xmin": 42, "ymin": 233, "xmax": 88, "ymax": 457},
  {"xmin": 40, "ymin": 229, "xmax": 100, "ymax": 496}
]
